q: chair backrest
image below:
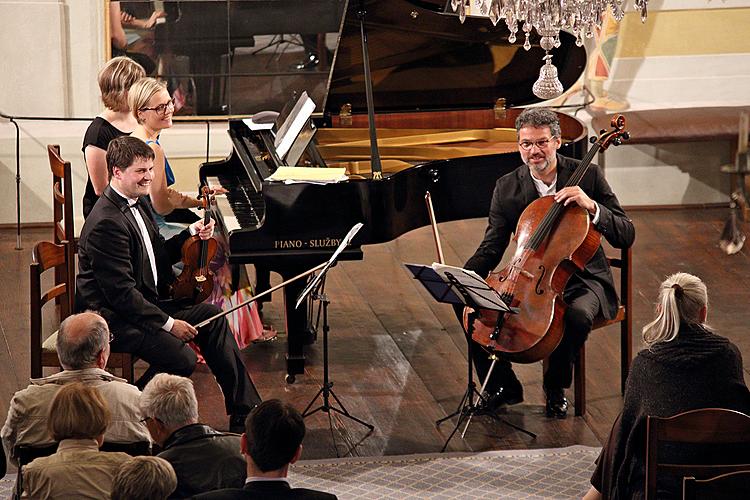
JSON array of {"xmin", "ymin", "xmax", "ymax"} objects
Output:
[
  {"xmin": 683, "ymin": 470, "xmax": 750, "ymax": 499},
  {"xmin": 30, "ymin": 240, "xmax": 75, "ymax": 378},
  {"xmin": 47, "ymin": 145, "xmax": 75, "ymax": 249},
  {"xmin": 645, "ymin": 408, "xmax": 750, "ymax": 499}
]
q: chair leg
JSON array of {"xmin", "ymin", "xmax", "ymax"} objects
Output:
[
  {"xmin": 574, "ymin": 345, "xmax": 585, "ymax": 416},
  {"xmin": 122, "ymin": 357, "xmax": 134, "ymax": 385},
  {"xmin": 621, "ymin": 317, "xmax": 631, "ymax": 395}
]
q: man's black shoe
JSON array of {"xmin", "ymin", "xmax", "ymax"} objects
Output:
[
  {"xmin": 294, "ymin": 53, "xmax": 320, "ymax": 71},
  {"xmin": 545, "ymin": 388, "xmax": 568, "ymax": 419},
  {"xmin": 229, "ymin": 414, "xmax": 248, "ymax": 434},
  {"xmin": 477, "ymin": 385, "xmax": 524, "ymax": 414}
]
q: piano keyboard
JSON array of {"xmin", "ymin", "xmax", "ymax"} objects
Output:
[{"xmin": 206, "ymin": 175, "xmax": 265, "ymax": 232}]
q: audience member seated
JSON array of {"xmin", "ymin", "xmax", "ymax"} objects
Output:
[
  {"xmin": 22, "ymin": 383, "xmax": 133, "ymax": 499},
  {"xmin": 583, "ymin": 272, "xmax": 750, "ymax": 500},
  {"xmin": 192, "ymin": 399, "xmax": 338, "ymax": 500},
  {"xmin": 140, "ymin": 373, "xmax": 246, "ymax": 498},
  {"xmin": 1, "ymin": 311, "xmax": 149, "ymax": 466},
  {"xmin": 82, "ymin": 56, "xmax": 145, "ymax": 218},
  {"xmin": 112, "ymin": 456, "xmax": 178, "ymax": 500}
]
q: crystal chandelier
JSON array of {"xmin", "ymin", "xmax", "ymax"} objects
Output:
[{"xmin": 450, "ymin": 0, "xmax": 650, "ymax": 99}]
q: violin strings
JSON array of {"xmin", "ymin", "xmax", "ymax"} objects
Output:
[{"xmin": 527, "ymin": 142, "xmax": 602, "ymax": 251}]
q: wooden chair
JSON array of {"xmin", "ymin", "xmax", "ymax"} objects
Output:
[
  {"xmin": 683, "ymin": 470, "xmax": 750, "ymax": 499},
  {"xmin": 30, "ymin": 240, "xmax": 137, "ymax": 382},
  {"xmin": 47, "ymin": 145, "xmax": 76, "ymax": 251},
  {"xmin": 30, "ymin": 240, "xmax": 75, "ymax": 377},
  {"xmin": 573, "ymin": 245, "xmax": 632, "ymax": 416},
  {"xmin": 543, "ymin": 246, "xmax": 631, "ymax": 416},
  {"xmin": 645, "ymin": 408, "xmax": 750, "ymax": 499}
]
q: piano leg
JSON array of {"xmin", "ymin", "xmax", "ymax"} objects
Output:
[{"xmin": 281, "ymin": 270, "xmax": 317, "ymax": 384}]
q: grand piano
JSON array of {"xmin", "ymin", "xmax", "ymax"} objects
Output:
[{"xmin": 198, "ymin": 0, "xmax": 589, "ymax": 382}]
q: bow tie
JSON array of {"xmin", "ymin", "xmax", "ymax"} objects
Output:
[{"xmin": 128, "ymin": 199, "xmax": 143, "ymax": 209}]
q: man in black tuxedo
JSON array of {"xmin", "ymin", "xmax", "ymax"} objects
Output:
[
  {"xmin": 191, "ymin": 399, "xmax": 337, "ymax": 500},
  {"xmin": 464, "ymin": 108, "xmax": 635, "ymax": 418},
  {"xmin": 76, "ymin": 136, "xmax": 261, "ymax": 431}
]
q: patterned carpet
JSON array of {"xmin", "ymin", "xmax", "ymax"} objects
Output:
[
  {"xmin": 0, "ymin": 445, "xmax": 600, "ymax": 499},
  {"xmin": 289, "ymin": 445, "xmax": 600, "ymax": 499}
]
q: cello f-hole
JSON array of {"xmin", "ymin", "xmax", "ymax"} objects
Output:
[{"xmin": 535, "ymin": 265, "xmax": 546, "ymax": 295}]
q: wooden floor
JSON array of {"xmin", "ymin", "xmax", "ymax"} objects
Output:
[{"xmin": 2, "ymin": 207, "xmax": 749, "ymax": 463}]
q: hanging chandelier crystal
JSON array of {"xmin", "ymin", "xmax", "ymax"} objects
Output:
[{"xmin": 450, "ymin": 0, "xmax": 650, "ymax": 100}]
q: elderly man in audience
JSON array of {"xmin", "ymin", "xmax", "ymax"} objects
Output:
[
  {"xmin": 22, "ymin": 383, "xmax": 133, "ymax": 499},
  {"xmin": 1, "ymin": 311, "xmax": 149, "ymax": 465},
  {"xmin": 140, "ymin": 373, "xmax": 246, "ymax": 498},
  {"xmin": 192, "ymin": 399, "xmax": 338, "ymax": 500},
  {"xmin": 112, "ymin": 456, "xmax": 178, "ymax": 500}
]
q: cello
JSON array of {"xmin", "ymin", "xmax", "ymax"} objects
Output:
[
  {"xmin": 464, "ymin": 115, "xmax": 629, "ymax": 363},
  {"xmin": 171, "ymin": 186, "xmax": 218, "ymax": 304}
]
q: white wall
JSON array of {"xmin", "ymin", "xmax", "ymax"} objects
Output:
[{"xmin": 0, "ymin": 0, "xmax": 233, "ymax": 228}]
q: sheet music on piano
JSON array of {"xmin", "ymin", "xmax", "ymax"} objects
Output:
[{"xmin": 274, "ymin": 91, "xmax": 316, "ymax": 160}]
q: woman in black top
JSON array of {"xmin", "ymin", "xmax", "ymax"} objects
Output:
[
  {"xmin": 584, "ymin": 272, "xmax": 750, "ymax": 500},
  {"xmin": 81, "ymin": 56, "xmax": 145, "ymax": 217}
]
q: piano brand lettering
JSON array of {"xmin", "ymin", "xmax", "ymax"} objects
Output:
[
  {"xmin": 275, "ymin": 240, "xmax": 303, "ymax": 249},
  {"xmin": 274, "ymin": 238, "xmax": 342, "ymax": 249},
  {"xmin": 309, "ymin": 238, "xmax": 341, "ymax": 248}
]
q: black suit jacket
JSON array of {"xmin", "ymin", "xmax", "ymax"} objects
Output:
[
  {"xmin": 464, "ymin": 154, "xmax": 635, "ymax": 320},
  {"xmin": 190, "ymin": 480, "xmax": 338, "ymax": 500},
  {"xmin": 76, "ymin": 185, "xmax": 191, "ymax": 334}
]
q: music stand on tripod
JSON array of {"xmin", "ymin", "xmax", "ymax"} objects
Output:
[
  {"xmin": 405, "ymin": 263, "xmax": 537, "ymax": 451},
  {"xmin": 297, "ymin": 223, "xmax": 374, "ymax": 436}
]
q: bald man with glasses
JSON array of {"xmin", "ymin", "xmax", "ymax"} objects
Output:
[{"xmin": 1, "ymin": 312, "xmax": 150, "ymax": 464}]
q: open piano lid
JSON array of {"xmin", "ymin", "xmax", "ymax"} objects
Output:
[{"xmin": 324, "ymin": 0, "xmax": 587, "ymax": 115}]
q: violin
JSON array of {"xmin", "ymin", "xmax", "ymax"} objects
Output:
[
  {"xmin": 464, "ymin": 115, "xmax": 629, "ymax": 363},
  {"xmin": 171, "ymin": 186, "xmax": 218, "ymax": 304}
]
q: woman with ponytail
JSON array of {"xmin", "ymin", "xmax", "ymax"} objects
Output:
[{"xmin": 584, "ymin": 272, "xmax": 750, "ymax": 500}]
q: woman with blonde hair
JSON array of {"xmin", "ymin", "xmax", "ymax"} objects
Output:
[
  {"xmin": 129, "ymin": 76, "xmax": 201, "ymax": 236},
  {"xmin": 129, "ymin": 76, "xmax": 265, "ymax": 347},
  {"xmin": 82, "ymin": 56, "xmax": 145, "ymax": 217},
  {"xmin": 22, "ymin": 383, "xmax": 131, "ymax": 499},
  {"xmin": 584, "ymin": 272, "xmax": 750, "ymax": 500}
]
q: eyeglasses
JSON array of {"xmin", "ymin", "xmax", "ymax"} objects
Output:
[
  {"xmin": 518, "ymin": 137, "xmax": 555, "ymax": 151},
  {"xmin": 140, "ymin": 98, "xmax": 175, "ymax": 115}
]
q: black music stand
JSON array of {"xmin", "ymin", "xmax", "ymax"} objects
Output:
[
  {"xmin": 405, "ymin": 264, "xmax": 536, "ymax": 451},
  {"xmin": 297, "ymin": 224, "xmax": 374, "ymax": 441}
]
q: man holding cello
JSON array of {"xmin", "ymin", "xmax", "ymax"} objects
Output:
[
  {"xmin": 76, "ymin": 136, "xmax": 261, "ymax": 432},
  {"xmin": 464, "ymin": 108, "xmax": 635, "ymax": 418}
]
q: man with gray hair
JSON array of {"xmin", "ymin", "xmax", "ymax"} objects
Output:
[
  {"xmin": 140, "ymin": 373, "xmax": 246, "ymax": 498},
  {"xmin": 1, "ymin": 311, "xmax": 149, "ymax": 465},
  {"xmin": 463, "ymin": 107, "xmax": 634, "ymax": 419}
]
